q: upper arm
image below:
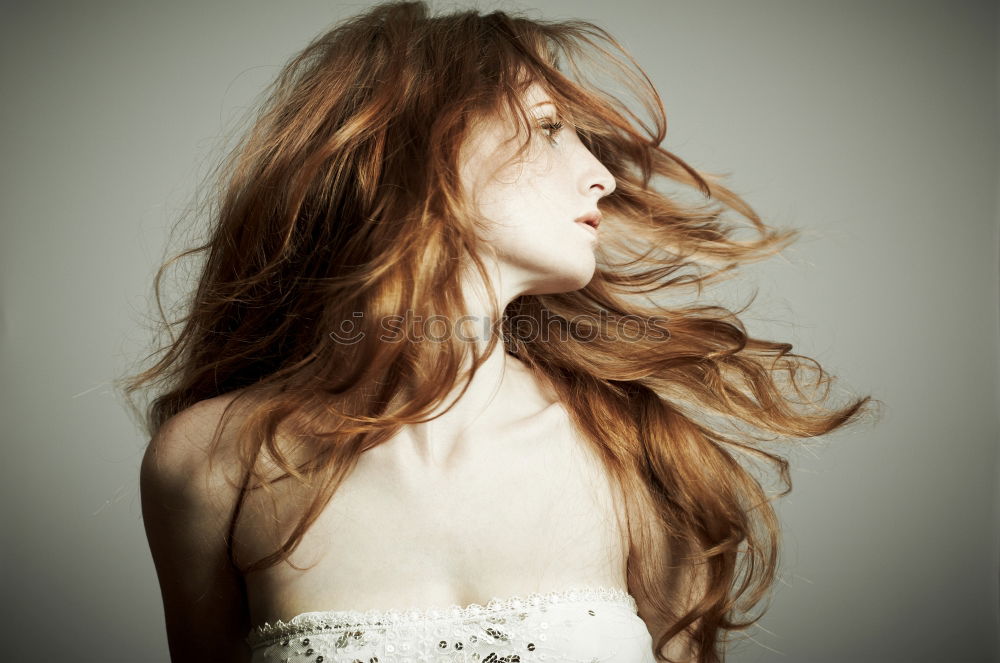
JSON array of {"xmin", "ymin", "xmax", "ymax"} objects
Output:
[{"xmin": 139, "ymin": 401, "xmax": 251, "ymax": 663}]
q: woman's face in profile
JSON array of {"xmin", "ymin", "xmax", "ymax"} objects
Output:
[{"xmin": 459, "ymin": 81, "xmax": 616, "ymax": 296}]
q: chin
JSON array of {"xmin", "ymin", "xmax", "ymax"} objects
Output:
[
  {"xmin": 559, "ymin": 253, "xmax": 598, "ymax": 289},
  {"xmin": 569, "ymin": 267, "xmax": 597, "ymax": 290}
]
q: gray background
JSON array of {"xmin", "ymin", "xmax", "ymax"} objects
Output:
[{"xmin": 1, "ymin": 1, "xmax": 997, "ymax": 661}]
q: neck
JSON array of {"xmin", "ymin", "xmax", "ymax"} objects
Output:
[{"xmin": 401, "ymin": 258, "xmax": 531, "ymax": 468}]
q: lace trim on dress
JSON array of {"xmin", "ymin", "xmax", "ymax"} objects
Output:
[{"xmin": 246, "ymin": 585, "xmax": 638, "ymax": 649}]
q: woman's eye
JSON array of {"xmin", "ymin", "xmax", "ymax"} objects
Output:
[{"xmin": 538, "ymin": 119, "xmax": 565, "ymax": 145}]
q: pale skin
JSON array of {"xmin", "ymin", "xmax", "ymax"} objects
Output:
[{"xmin": 141, "ymin": 81, "xmax": 691, "ymax": 661}]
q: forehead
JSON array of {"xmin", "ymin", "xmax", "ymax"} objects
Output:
[{"xmin": 522, "ymin": 80, "xmax": 556, "ymax": 107}]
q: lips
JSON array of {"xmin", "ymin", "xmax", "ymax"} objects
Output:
[{"xmin": 574, "ymin": 210, "xmax": 602, "ymax": 229}]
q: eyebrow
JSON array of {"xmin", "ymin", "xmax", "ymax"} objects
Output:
[{"xmin": 531, "ymin": 100, "xmax": 556, "ymax": 108}]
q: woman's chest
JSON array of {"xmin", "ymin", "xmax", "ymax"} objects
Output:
[{"xmin": 240, "ymin": 405, "xmax": 630, "ymax": 627}]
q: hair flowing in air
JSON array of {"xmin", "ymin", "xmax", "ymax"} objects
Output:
[{"xmin": 121, "ymin": 3, "xmax": 878, "ymax": 660}]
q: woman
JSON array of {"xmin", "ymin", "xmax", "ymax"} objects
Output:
[{"xmin": 124, "ymin": 2, "xmax": 876, "ymax": 662}]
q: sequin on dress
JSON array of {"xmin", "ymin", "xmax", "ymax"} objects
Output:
[{"xmin": 246, "ymin": 585, "xmax": 655, "ymax": 663}]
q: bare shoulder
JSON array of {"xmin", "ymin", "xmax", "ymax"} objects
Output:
[
  {"xmin": 144, "ymin": 389, "xmax": 305, "ymax": 485},
  {"xmin": 139, "ymin": 391, "xmax": 253, "ymax": 663},
  {"xmin": 142, "ymin": 392, "xmax": 247, "ymax": 482}
]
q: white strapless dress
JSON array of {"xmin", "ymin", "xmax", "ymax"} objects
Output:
[{"xmin": 246, "ymin": 585, "xmax": 656, "ymax": 662}]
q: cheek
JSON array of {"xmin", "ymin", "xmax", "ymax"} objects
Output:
[
  {"xmin": 475, "ymin": 177, "xmax": 557, "ymax": 239},
  {"xmin": 478, "ymin": 198, "xmax": 564, "ymax": 260},
  {"xmin": 492, "ymin": 225, "xmax": 545, "ymax": 261},
  {"xmin": 472, "ymin": 161, "xmax": 587, "ymax": 272}
]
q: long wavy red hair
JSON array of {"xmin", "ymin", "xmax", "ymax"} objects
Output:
[{"xmin": 121, "ymin": 2, "xmax": 879, "ymax": 660}]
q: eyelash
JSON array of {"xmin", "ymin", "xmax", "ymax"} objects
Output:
[{"xmin": 538, "ymin": 119, "xmax": 565, "ymax": 145}]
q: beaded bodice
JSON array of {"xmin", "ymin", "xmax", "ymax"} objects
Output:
[{"xmin": 246, "ymin": 585, "xmax": 655, "ymax": 662}]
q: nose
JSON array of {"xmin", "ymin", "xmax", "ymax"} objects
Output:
[{"xmin": 579, "ymin": 151, "xmax": 616, "ymax": 200}]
